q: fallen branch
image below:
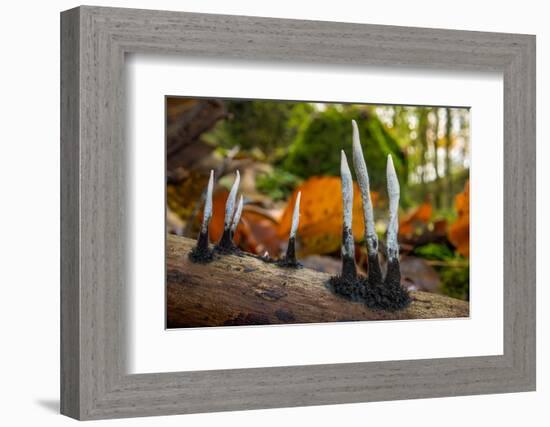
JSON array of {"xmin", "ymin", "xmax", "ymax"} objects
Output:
[{"xmin": 167, "ymin": 234, "xmax": 469, "ymax": 328}]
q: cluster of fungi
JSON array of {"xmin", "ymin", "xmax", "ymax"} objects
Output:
[{"xmin": 189, "ymin": 120, "xmax": 410, "ymax": 311}]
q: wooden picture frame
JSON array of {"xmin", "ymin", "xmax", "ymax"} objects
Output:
[{"xmin": 61, "ymin": 6, "xmax": 536, "ymax": 420}]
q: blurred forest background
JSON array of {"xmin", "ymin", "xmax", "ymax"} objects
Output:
[{"xmin": 166, "ymin": 97, "xmax": 470, "ymax": 301}]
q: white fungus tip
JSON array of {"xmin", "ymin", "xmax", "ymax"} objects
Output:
[
  {"xmin": 224, "ymin": 170, "xmax": 241, "ymax": 227},
  {"xmin": 350, "ymin": 119, "xmax": 377, "ymax": 252},
  {"xmin": 386, "ymin": 155, "xmax": 400, "ymax": 196},
  {"xmin": 340, "ymin": 151, "xmax": 354, "ymax": 257},
  {"xmin": 351, "ymin": 119, "xmax": 360, "ymax": 144},
  {"xmin": 386, "ymin": 155, "xmax": 400, "ymax": 260},
  {"xmin": 290, "ymin": 191, "xmax": 301, "ymax": 238},
  {"xmin": 230, "ymin": 194, "xmax": 244, "ymax": 233},
  {"xmin": 340, "ymin": 150, "xmax": 350, "ymax": 173},
  {"xmin": 201, "ymin": 170, "xmax": 215, "ymax": 232}
]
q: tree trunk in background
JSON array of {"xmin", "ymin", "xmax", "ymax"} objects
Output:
[
  {"xmin": 432, "ymin": 108, "xmax": 441, "ymax": 209},
  {"xmin": 460, "ymin": 109, "xmax": 470, "ymax": 170},
  {"xmin": 444, "ymin": 107, "xmax": 453, "ymax": 210},
  {"xmin": 418, "ymin": 108, "xmax": 429, "ymax": 195},
  {"xmin": 166, "ymin": 98, "xmax": 227, "ymax": 174}
]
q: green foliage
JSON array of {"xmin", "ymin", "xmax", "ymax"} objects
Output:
[
  {"xmin": 440, "ymin": 267, "xmax": 469, "ymax": 301},
  {"xmin": 216, "ymin": 100, "xmax": 314, "ymax": 161},
  {"xmin": 256, "ymin": 169, "xmax": 303, "ymax": 201},
  {"xmin": 283, "ymin": 106, "xmax": 407, "ymax": 194},
  {"xmin": 413, "ymin": 243, "xmax": 454, "ymax": 260},
  {"xmin": 413, "ymin": 243, "xmax": 469, "ymax": 301}
]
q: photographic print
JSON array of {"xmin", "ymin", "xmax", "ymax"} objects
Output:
[{"xmin": 166, "ymin": 97, "xmax": 470, "ymax": 328}]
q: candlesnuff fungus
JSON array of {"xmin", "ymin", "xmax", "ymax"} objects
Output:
[
  {"xmin": 360, "ymin": 154, "xmax": 410, "ymax": 310},
  {"xmin": 215, "ymin": 170, "xmax": 241, "ymax": 253},
  {"xmin": 339, "ymin": 151, "xmax": 357, "ymax": 281},
  {"xmin": 189, "ymin": 170, "xmax": 215, "ymax": 263},
  {"xmin": 330, "ymin": 122, "xmax": 410, "ymax": 311},
  {"xmin": 385, "ymin": 154, "xmax": 400, "ymax": 262},
  {"xmin": 277, "ymin": 191, "xmax": 302, "ymax": 268},
  {"xmin": 351, "ymin": 119, "xmax": 383, "ymax": 286},
  {"xmin": 383, "ymin": 155, "xmax": 407, "ymax": 291},
  {"xmin": 328, "ymin": 151, "xmax": 363, "ymax": 297}
]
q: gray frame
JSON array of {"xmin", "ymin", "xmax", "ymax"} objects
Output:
[{"xmin": 61, "ymin": 5, "xmax": 536, "ymax": 420}]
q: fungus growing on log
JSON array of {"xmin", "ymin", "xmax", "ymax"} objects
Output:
[
  {"xmin": 358, "ymin": 155, "xmax": 411, "ymax": 310},
  {"xmin": 328, "ymin": 151, "xmax": 363, "ymax": 296},
  {"xmin": 191, "ymin": 125, "xmax": 410, "ymax": 311},
  {"xmin": 189, "ymin": 170, "xmax": 215, "ymax": 263},
  {"xmin": 215, "ymin": 170, "xmax": 241, "ymax": 253},
  {"xmin": 329, "ymin": 122, "xmax": 410, "ymax": 311},
  {"xmin": 277, "ymin": 191, "xmax": 302, "ymax": 268}
]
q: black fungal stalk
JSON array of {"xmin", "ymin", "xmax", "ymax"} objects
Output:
[
  {"xmin": 361, "ymin": 256, "xmax": 410, "ymax": 311},
  {"xmin": 366, "ymin": 253, "xmax": 383, "ymax": 286},
  {"xmin": 189, "ymin": 228, "xmax": 214, "ymax": 263},
  {"xmin": 189, "ymin": 170, "xmax": 215, "ymax": 263},
  {"xmin": 340, "ymin": 226, "xmax": 357, "ymax": 281},
  {"xmin": 216, "ymin": 228, "xmax": 236, "ymax": 253},
  {"xmin": 277, "ymin": 238, "xmax": 301, "ymax": 268}
]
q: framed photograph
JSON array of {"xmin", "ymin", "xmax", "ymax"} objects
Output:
[{"xmin": 61, "ymin": 6, "xmax": 535, "ymax": 420}]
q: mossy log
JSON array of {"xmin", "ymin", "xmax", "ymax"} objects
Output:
[{"xmin": 167, "ymin": 234, "xmax": 469, "ymax": 328}]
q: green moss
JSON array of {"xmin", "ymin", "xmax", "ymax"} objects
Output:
[
  {"xmin": 283, "ymin": 106, "xmax": 406, "ymax": 195},
  {"xmin": 413, "ymin": 243, "xmax": 469, "ymax": 301},
  {"xmin": 215, "ymin": 100, "xmax": 314, "ymax": 161},
  {"xmin": 413, "ymin": 243, "xmax": 455, "ymax": 260},
  {"xmin": 440, "ymin": 267, "xmax": 469, "ymax": 301}
]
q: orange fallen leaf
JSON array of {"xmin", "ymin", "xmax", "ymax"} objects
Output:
[
  {"xmin": 399, "ymin": 201, "xmax": 433, "ymax": 237},
  {"xmin": 277, "ymin": 176, "xmax": 377, "ymax": 256},
  {"xmin": 206, "ymin": 190, "xmax": 283, "ymax": 255},
  {"xmin": 448, "ymin": 180, "xmax": 470, "ymax": 257}
]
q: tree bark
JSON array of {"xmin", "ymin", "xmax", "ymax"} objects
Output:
[
  {"xmin": 167, "ymin": 234, "xmax": 469, "ymax": 328},
  {"xmin": 166, "ymin": 98, "xmax": 227, "ymax": 173}
]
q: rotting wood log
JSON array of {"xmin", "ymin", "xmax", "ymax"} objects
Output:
[{"xmin": 167, "ymin": 234, "xmax": 469, "ymax": 328}]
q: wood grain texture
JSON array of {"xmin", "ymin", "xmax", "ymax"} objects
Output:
[
  {"xmin": 60, "ymin": 7, "xmax": 80, "ymax": 419},
  {"xmin": 60, "ymin": 6, "xmax": 536, "ymax": 420},
  {"xmin": 166, "ymin": 235, "xmax": 468, "ymax": 328}
]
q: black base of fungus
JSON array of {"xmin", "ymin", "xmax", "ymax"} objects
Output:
[
  {"xmin": 367, "ymin": 253, "xmax": 383, "ymax": 286},
  {"xmin": 329, "ymin": 254, "xmax": 410, "ymax": 311},
  {"xmin": 189, "ymin": 231, "xmax": 214, "ymax": 263},
  {"xmin": 362, "ymin": 258, "xmax": 411, "ymax": 311},
  {"xmin": 328, "ymin": 254, "xmax": 363, "ymax": 300},
  {"xmin": 277, "ymin": 237, "xmax": 302, "ymax": 268},
  {"xmin": 214, "ymin": 228, "xmax": 238, "ymax": 254}
]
